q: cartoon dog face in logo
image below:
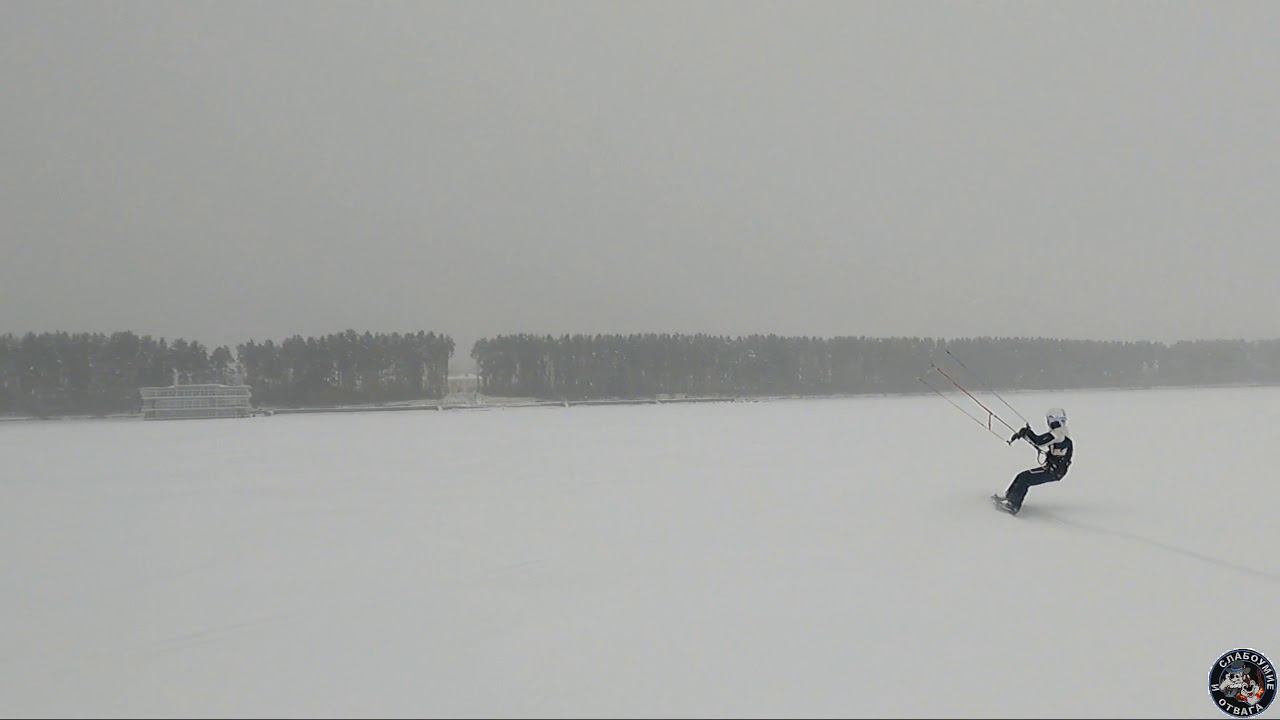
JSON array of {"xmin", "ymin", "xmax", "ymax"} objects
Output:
[
  {"xmin": 1221, "ymin": 663, "xmax": 1266, "ymax": 706},
  {"xmin": 1221, "ymin": 663, "xmax": 1248, "ymax": 692},
  {"xmin": 1210, "ymin": 649, "xmax": 1276, "ymax": 717}
]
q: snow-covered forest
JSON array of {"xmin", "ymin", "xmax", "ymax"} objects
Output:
[
  {"xmin": 472, "ymin": 334, "xmax": 1280, "ymax": 399},
  {"xmin": 0, "ymin": 331, "xmax": 454, "ymax": 416},
  {"xmin": 7, "ymin": 330, "xmax": 1280, "ymax": 416}
]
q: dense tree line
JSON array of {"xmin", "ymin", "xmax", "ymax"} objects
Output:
[
  {"xmin": 237, "ymin": 330, "xmax": 453, "ymax": 407},
  {"xmin": 0, "ymin": 330, "xmax": 453, "ymax": 416},
  {"xmin": 7, "ymin": 330, "xmax": 1280, "ymax": 415},
  {"xmin": 471, "ymin": 334, "xmax": 1280, "ymax": 400},
  {"xmin": 0, "ymin": 332, "xmax": 235, "ymax": 416}
]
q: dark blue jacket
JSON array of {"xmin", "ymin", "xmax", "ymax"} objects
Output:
[{"xmin": 1018, "ymin": 426, "xmax": 1073, "ymax": 477}]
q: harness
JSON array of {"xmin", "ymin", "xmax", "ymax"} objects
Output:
[{"xmin": 1042, "ymin": 433, "xmax": 1072, "ymax": 476}]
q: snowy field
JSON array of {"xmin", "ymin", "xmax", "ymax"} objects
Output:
[{"xmin": 2, "ymin": 387, "xmax": 1278, "ymax": 718}]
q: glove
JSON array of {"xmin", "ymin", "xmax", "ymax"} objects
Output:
[{"xmin": 1010, "ymin": 424, "xmax": 1031, "ymax": 442}]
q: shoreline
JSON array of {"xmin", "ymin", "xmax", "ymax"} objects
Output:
[{"xmin": 2, "ymin": 381, "xmax": 1277, "ymax": 423}]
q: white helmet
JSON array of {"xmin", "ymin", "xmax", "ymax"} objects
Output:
[{"xmin": 1046, "ymin": 407, "xmax": 1067, "ymax": 429}]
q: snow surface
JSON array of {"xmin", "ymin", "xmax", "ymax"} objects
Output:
[{"xmin": 2, "ymin": 387, "xmax": 1278, "ymax": 718}]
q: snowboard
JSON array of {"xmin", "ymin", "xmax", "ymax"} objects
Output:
[{"xmin": 991, "ymin": 494, "xmax": 1018, "ymax": 515}]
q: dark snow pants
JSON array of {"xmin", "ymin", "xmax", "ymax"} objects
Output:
[{"xmin": 1005, "ymin": 467, "xmax": 1063, "ymax": 511}]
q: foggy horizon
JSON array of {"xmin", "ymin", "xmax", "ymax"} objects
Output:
[
  {"xmin": 4, "ymin": 4, "xmax": 1280, "ymax": 718},
  {"xmin": 5, "ymin": 2, "xmax": 1280, "ymax": 352}
]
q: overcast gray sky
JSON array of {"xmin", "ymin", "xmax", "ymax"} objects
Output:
[{"xmin": 3, "ymin": 1, "xmax": 1278, "ymax": 357}]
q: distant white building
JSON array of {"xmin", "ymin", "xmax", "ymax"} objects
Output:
[
  {"xmin": 139, "ymin": 384, "xmax": 253, "ymax": 420},
  {"xmin": 447, "ymin": 374, "xmax": 480, "ymax": 395}
]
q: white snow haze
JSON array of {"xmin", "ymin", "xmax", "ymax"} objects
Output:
[
  {"xmin": 3, "ymin": 1, "xmax": 1280, "ymax": 718},
  {"xmin": 3, "ymin": 2, "xmax": 1280, "ymax": 345},
  {"xmin": 3, "ymin": 388, "xmax": 1278, "ymax": 717}
]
